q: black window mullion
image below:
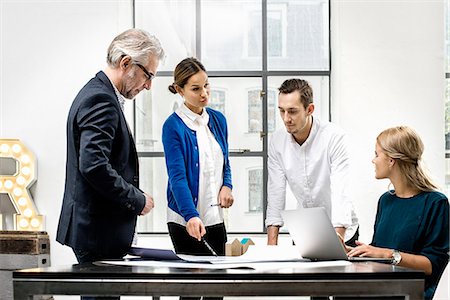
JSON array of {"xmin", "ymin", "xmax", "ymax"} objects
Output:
[
  {"xmin": 262, "ymin": 0, "xmax": 269, "ymax": 233},
  {"xmin": 134, "ymin": 0, "xmax": 332, "ymax": 234}
]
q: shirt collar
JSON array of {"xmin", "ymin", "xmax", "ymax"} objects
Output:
[
  {"xmin": 109, "ymin": 78, "xmax": 126, "ymax": 111},
  {"xmin": 289, "ymin": 116, "xmax": 319, "ymax": 146},
  {"xmin": 180, "ymin": 103, "xmax": 209, "ymax": 125}
]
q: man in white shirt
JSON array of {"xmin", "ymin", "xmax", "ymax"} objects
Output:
[{"xmin": 265, "ymin": 78, "xmax": 359, "ymax": 246}]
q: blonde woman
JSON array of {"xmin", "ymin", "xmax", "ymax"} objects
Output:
[{"xmin": 348, "ymin": 126, "xmax": 449, "ymax": 300}]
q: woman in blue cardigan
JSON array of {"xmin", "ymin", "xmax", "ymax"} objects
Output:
[
  {"xmin": 162, "ymin": 58, "xmax": 233, "ymax": 264},
  {"xmin": 348, "ymin": 126, "xmax": 449, "ymax": 300}
]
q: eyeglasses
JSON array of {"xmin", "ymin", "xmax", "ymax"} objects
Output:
[{"xmin": 135, "ymin": 63, "xmax": 155, "ymax": 81}]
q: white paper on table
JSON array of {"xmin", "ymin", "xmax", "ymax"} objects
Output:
[
  {"xmin": 177, "ymin": 245, "xmax": 302, "ymax": 264},
  {"xmin": 99, "ymin": 245, "xmax": 352, "ymax": 269},
  {"xmin": 98, "ymin": 259, "xmax": 351, "ymax": 270},
  {"xmin": 240, "ymin": 245, "xmax": 302, "ymax": 261},
  {"xmin": 98, "ymin": 259, "xmax": 253, "ymax": 269}
]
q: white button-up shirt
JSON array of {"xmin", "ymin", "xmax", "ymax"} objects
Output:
[
  {"xmin": 111, "ymin": 80, "xmax": 126, "ymax": 111},
  {"xmin": 167, "ymin": 104, "xmax": 224, "ymax": 227},
  {"xmin": 265, "ymin": 117, "xmax": 358, "ymax": 241}
]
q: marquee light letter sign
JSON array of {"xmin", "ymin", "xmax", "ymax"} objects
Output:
[{"xmin": 0, "ymin": 139, "xmax": 44, "ymax": 230}]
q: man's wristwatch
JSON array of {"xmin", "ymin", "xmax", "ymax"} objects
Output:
[{"xmin": 392, "ymin": 250, "xmax": 402, "ymax": 265}]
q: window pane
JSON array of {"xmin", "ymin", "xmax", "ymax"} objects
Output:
[
  {"xmin": 135, "ymin": 77, "xmax": 179, "ymax": 152},
  {"xmin": 447, "ymin": 0, "xmax": 450, "ymax": 72},
  {"xmin": 248, "ymin": 168, "xmax": 263, "ymax": 212},
  {"xmin": 135, "ymin": 77, "xmax": 264, "ymax": 152},
  {"xmin": 225, "ymin": 157, "xmax": 264, "ymax": 232},
  {"xmin": 267, "ymin": 0, "xmax": 329, "ymax": 71},
  {"xmin": 202, "ymin": 0, "xmax": 262, "ymax": 71},
  {"xmin": 137, "ymin": 157, "xmax": 264, "ymax": 233},
  {"xmin": 208, "ymin": 77, "xmax": 263, "ymax": 152},
  {"xmin": 135, "ymin": 0, "xmax": 196, "ymax": 72},
  {"xmin": 137, "ymin": 157, "xmax": 168, "ymax": 232}
]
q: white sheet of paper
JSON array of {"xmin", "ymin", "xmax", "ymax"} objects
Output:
[
  {"xmin": 98, "ymin": 259, "xmax": 351, "ymax": 270},
  {"xmin": 177, "ymin": 245, "xmax": 302, "ymax": 264},
  {"xmin": 99, "ymin": 245, "xmax": 352, "ymax": 270},
  {"xmin": 240, "ymin": 245, "xmax": 302, "ymax": 260}
]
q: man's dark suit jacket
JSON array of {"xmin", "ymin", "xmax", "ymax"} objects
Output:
[{"xmin": 57, "ymin": 71, "xmax": 146, "ymax": 258}]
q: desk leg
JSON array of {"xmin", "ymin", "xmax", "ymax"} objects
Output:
[{"xmin": 153, "ymin": 297, "xmax": 160, "ymax": 300}]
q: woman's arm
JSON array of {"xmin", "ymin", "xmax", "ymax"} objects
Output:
[{"xmin": 348, "ymin": 241, "xmax": 433, "ymax": 275}]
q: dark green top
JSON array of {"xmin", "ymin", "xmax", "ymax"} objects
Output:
[{"xmin": 372, "ymin": 191, "xmax": 449, "ymax": 299}]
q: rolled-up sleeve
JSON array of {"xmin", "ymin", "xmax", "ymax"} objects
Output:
[
  {"xmin": 328, "ymin": 131, "xmax": 353, "ymax": 228},
  {"xmin": 265, "ymin": 137, "xmax": 287, "ymax": 227}
]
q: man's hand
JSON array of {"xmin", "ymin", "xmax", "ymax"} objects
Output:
[
  {"xmin": 218, "ymin": 186, "xmax": 234, "ymax": 208},
  {"xmin": 140, "ymin": 192, "xmax": 154, "ymax": 215},
  {"xmin": 267, "ymin": 225, "xmax": 280, "ymax": 245},
  {"xmin": 186, "ymin": 217, "xmax": 206, "ymax": 241}
]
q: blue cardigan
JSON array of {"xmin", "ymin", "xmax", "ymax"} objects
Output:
[{"xmin": 162, "ymin": 107, "xmax": 233, "ymax": 222}]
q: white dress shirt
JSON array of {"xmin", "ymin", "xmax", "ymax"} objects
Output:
[
  {"xmin": 265, "ymin": 117, "xmax": 358, "ymax": 241},
  {"xmin": 110, "ymin": 80, "xmax": 126, "ymax": 111},
  {"xmin": 167, "ymin": 104, "xmax": 224, "ymax": 227}
]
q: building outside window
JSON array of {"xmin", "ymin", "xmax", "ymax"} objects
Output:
[
  {"xmin": 134, "ymin": 0, "xmax": 330, "ymax": 233},
  {"xmin": 248, "ymin": 168, "xmax": 263, "ymax": 213},
  {"xmin": 248, "ymin": 89, "xmax": 277, "ymax": 133},
  {"xmin": 209, "ymin": 89, "xmax": 226, "ymax": 114}
]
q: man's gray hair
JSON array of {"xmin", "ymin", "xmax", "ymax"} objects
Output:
[{"xmin": 107, "ymin": 28, "xmax": 165, "ymax": 68}]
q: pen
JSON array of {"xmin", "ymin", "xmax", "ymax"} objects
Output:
[
  {"xmin": 210, "ymin": 203, "xmax": 220, "ymax": 207},
  {"xmin": 202, "ymin": 237, "xmax": 218, "ymax": 256}
]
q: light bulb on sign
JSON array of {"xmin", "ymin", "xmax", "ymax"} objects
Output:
[
  {"xmin": 20, "ymin": 155, "xmax": 30, "ymax": 164},
  {"xmin": 18, "ymin": 197, "xmax": 27, "ymax": 207},
  {"xmin": 19, "ymin": 219, "xmax": 29, "ymax": 228},
  {"xmin": 22, "ymin": 167, "xmax": 31, "ymax": 176},
  {"xmin": 13, "ymin": 187, "xmax": 23, "ymax": 197},
  {"xmin": 16, "ymin": 176, "xmax": 26, "ymax": 186},
  {"xmin": 24, "ymin": 208, "xmax": 32, "ymax": 218},
  {"xmin": 12, "ymin": 144, "xmax": 21, "ymax": 154},
  {"xmin": 4, "ymin": 180, "xmax": 13, "ymax": 189},
  {"xmin": 30, "ymin": 218, "xmax": 40, "ymax": 228},
  {"xmin": 0, "ymin": 144, "xmax": 9, "ymax": 153}
]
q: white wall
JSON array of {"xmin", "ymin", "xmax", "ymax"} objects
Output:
[
  {"xmin": 0, "ymin": 0, "xmax": 133, "ymax": 266},
  {"xmin": 332, "ymin": 0, "xmax": 445, "ymax": 241},
  {"xmin": 331, "ymin": 1, "xmax": 448, "ymax": 298},
  {"xmin": 0, "ymin": 0, "xmax": 448, "ymax": 298}
]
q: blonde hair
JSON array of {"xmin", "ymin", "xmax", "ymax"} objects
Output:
[{"xmin": 377, "ymin": 126, "xmax": 438, "ymax": 192}]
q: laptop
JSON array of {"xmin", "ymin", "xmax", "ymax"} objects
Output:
[{"xmin": 280, "ymin": 207, "xmax": 392, "ymax": 263}]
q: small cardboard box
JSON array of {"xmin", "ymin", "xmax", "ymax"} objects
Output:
[
  {"xmin": 225, "ymin": 238, "xmax": 242, "ymax": 256},
  {"xmin": 225, "ymin": 238, "xmax": 255, "ymax": 256},
  {"xmin": 241, "ymin": 238, "xmax": 255, "ymax": 254}
]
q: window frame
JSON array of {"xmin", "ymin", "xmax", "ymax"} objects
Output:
[{"xmin": 133, "ymin": 0, "xmax": 331, "ymax": 234}]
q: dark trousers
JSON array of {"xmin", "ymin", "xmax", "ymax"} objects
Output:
[
  {"xmin": 168, "ymin": 222, "xmax": 227, "ymax": 300},
  {"xmin": 73, "ymin": 248, "xmax": 122, "ymax": 300}
]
